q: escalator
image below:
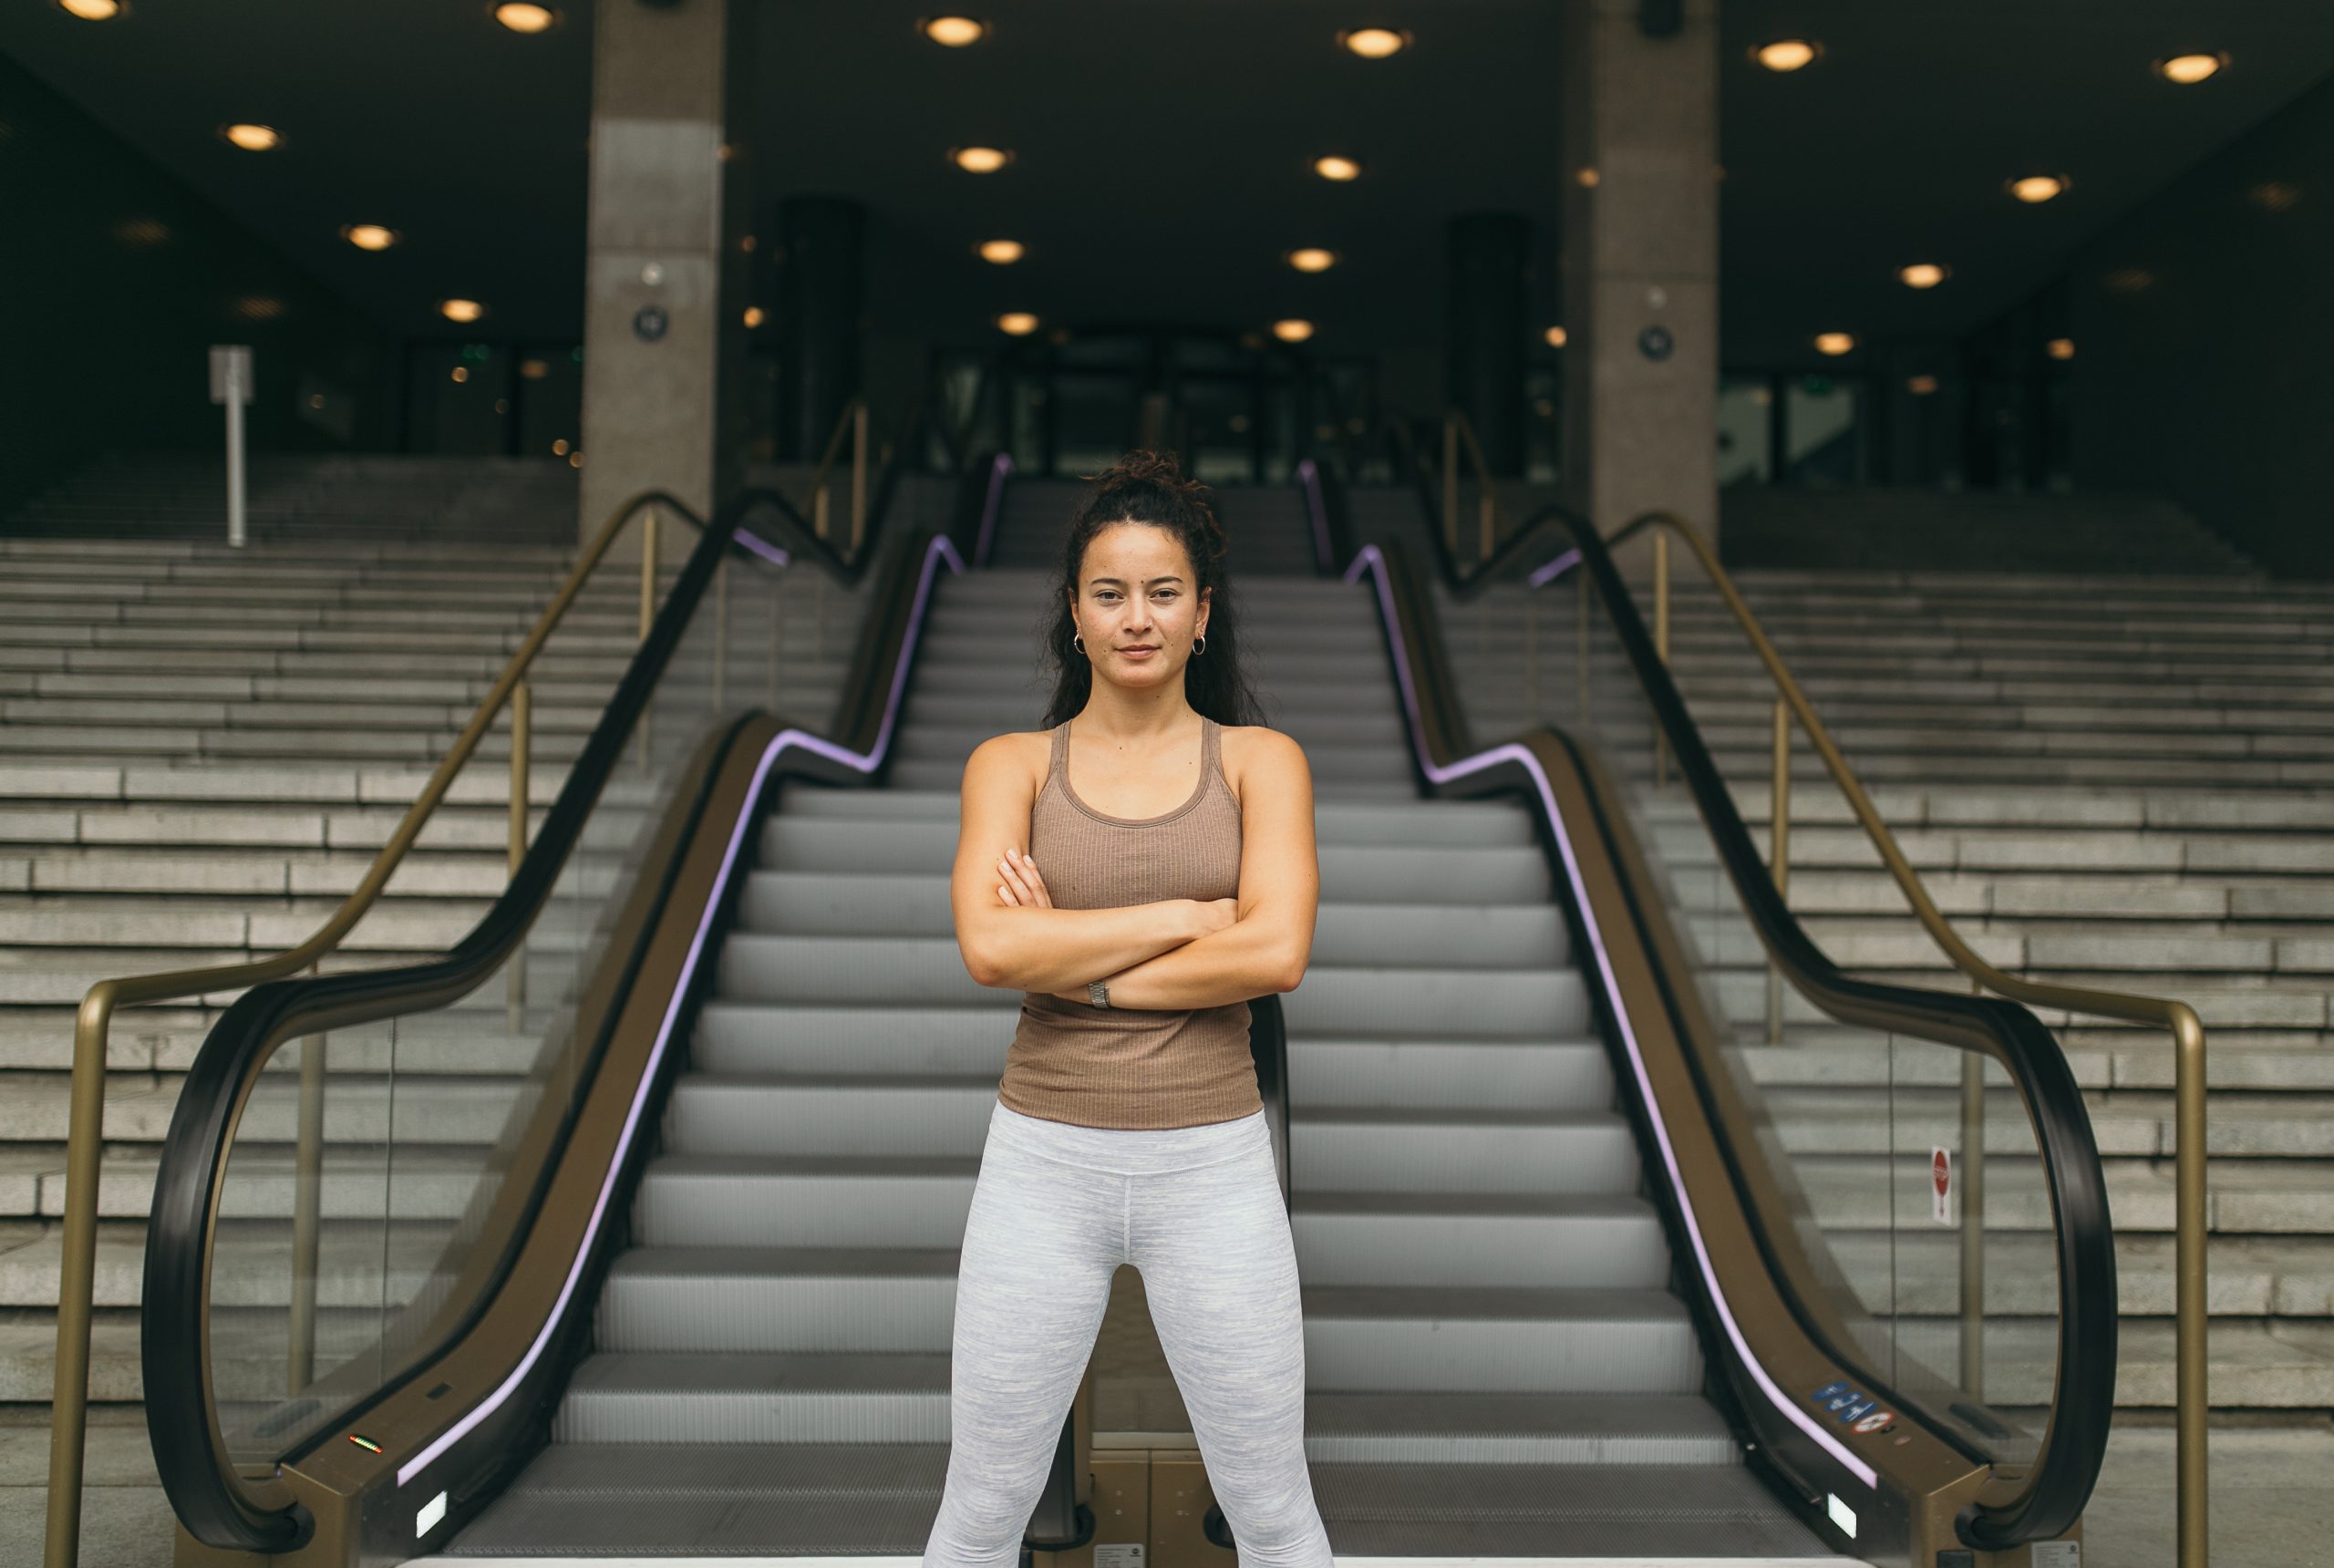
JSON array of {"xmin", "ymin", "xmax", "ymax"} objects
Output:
[{"xmin": 127, "ymin": 451, "xmax": 2113, "ymax": 1567}]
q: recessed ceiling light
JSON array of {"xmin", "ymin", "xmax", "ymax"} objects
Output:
[
  {"xmin": 1813, "ymin": 332, "xmax": 1855, "ymax": 356},
  {"xmin": 952, "ymin": 145, "xmax": 1011, "ymax": 173},
  {"xmin": 1906, "ymin": 375, "xmax": 1940, "ymax": 396},
  {"xmin": 2046, "ymin": 337, "xmax": 2076, "ymax": 361},
  {"xmin": 1286, "ymin": 247, "xmax": 1337, "ymax": 273},
  {"xmin": 440, "ymin": 299, "xmax": 486, "ymax": 324},
  {"xmin": 743, "ymin": 305, "xmax": 766, "ymax": 328},
  {"xmin": 1272, "ymin": 318, "xmax": 1316, "ymax": 343},
  {"xmin": 1338, "ymin": 27, "xmax": 1410, "ymax": 60},
  {"xmin": 56, "ymin": 0, "xmax": 124, "ymax": 19},
  {"xmin": 977, "ymin": 239, "xmax": 1026, "ymax": 264},
  {"xmin": 553, "ymin": 438, "xmax": 569, "ymax": 455},
  {"xmin": 2155, "ymin": 52, "xmax": 2226, "ymax": 85},
  {"xmin": 341, "ymin": 224, "xmax": 398, "ymax": 252},
  {"xmin": 1754, "ymin": 39, "xmax": 1820, "ymax": 72},
  {"xmin": 1898, "ymin": 263, "xmax": 1949, "ymax": 289},
  {"xmin": 1575, "ymin": 167, "xmax": 1600, "ymax": 188},
  {"xmin": 996, "ymin": 311, "xmax": 1039, "ymax": 336},
  {"xmin": 921, "ymin": 15, "xmax": 987, "ymax": 46},
  {"xmin": 1313, "ymin": 155, "xmax": 1362, "ymax": 182},
  {"xmin": 521, "ymin": 358, "xmax": 550, "ymax": 380},
  {"xmin": 1544, "ymin": 325, "xmax": 1568, "ymax": 348},
  {"xmin": 492, "ymin": 3, "xmax": 557, "ymax": 34},
  {"xmin": 450, "ymin": 366, "xmax": 470, "ymax": 384},
  {"xmin": 2009, "ymin": 174, "xmax": 2069, "ymax": 204},
  {"xmin": 220, "ymin": 123, "xmax": 281, "ymax": 152}
]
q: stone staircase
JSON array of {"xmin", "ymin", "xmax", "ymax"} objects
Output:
[
  {"xmin": 0, "ymin": 457, "xmax": 862, "ymax": 1407},
  {"xmin": 1434, "ymin": 553, "xmax": 2334, "ymax": 1410}
]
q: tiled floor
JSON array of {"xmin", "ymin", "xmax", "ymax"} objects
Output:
[{"xmin": 11, "ymin": 1408, "xmax": 2333, "ymax": 1565}]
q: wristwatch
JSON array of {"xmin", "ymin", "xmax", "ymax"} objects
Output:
[{"xmin": 1087, "ymin": 979, "xmax": 1110, "ymax": 1008}]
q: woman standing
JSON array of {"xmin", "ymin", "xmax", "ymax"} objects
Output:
[{"xmin": 923, "ymin": 450, "xmax": 1331, "ymax": 1567}]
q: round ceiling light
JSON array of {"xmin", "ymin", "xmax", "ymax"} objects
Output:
[
  {"xmin": 520, "ymin": 358, "xmax": 550, "ymax": 380},
  {"xmin": 56, "ymin": 0, "xmax": 124, "ymax": 18},
  {"xmin": 1338, "ymin": 26, "xmax": 1410, "ymax": 60},
  {"xmin": 341, "ymin": 223, "xmax": 398, "ymax": 252},
  {"xmin": 995, "ymin": 312, "xmax": 1039, "ymax": 336},
  {"xmin": 952, "ymin": 145, "xmax": 1011, "ymax": 173},
  {"xmin": 220, "ymin": 123, "xmax": 282, "ymax": 152},
  {"xmin": 921, "ymin": 15, "xmax": 987, "ymax": 46},
  {"xmin": 1906, "ymin": 375, "xmax": 1940, "ymax": 396},
  {"xmin": 1313, "ymin": 155, "xmax": 1362, "ymax": 182},
  {"xmin": 2155, "ymin": 52, "xmax": 2226, "ymax": 85},
  {"xmin": 977, "ymin": 239, "xmax": 1026, "ymax": 264},
  {"xmin": 492, "ymin": 4, "xmax": 557, "ymax": 34},
  {"xmin": 1813, "ymin": 332, "xmax": 1856, "ymax": 356},
  {"xmin": 743, "ymin": 305, "xmax": 766, "ymax": 328},
  {"xmin": 1754, "ymin": 39, "xmax": 1820, "ymax": 72},
  {"xmin": 439, "ymin": 299, "xmax": 486, "ymax": 324},
  {"xmin": 2046, "ymin": 337, "xmax": 2076, "ymax": 361},
  {"xmin": 2009, "ymin": 174, "xmax": 2069, "ymax": 204},
  {"xmin": 1898, "ymin": 263, "xmax": 1949, "ymax": 289},
  {"xmin": 1544, "ymin": 325, "xmax": 1568, "ymax": 348},
  {"xmin": 1286, "ymin": 247, "xmax": 1337, "ymax": 273},
  {"xmin": 1272, "ymin": 318, "xmax": 1316, "ymax": 343}
]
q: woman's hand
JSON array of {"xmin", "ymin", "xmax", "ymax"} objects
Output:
[{"xmin": 995, "ymin": 847, "xmax": 1052, "ymax": 910}]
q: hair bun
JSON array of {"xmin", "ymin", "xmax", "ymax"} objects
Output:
[{"xmin": 1099, "ymin": 448, "xmax": 1197, "ymax": 492}]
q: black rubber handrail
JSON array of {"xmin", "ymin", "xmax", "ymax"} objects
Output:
[{"xmin": 1315, "ymin": 466, "xmax": 2116, "ymax": 1551}]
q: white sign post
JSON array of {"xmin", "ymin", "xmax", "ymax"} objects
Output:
[{"xmin": 209, "ymin": 346, "xmax": 253, "ymax": 548}]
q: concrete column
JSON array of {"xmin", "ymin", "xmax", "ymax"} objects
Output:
[
  {"xmin": 577, "ymin": 0, "xmax": 755, "ymax": 543},
  {"xmin": 1558, "ymin": 0, "xmax": 1720, "ymax": 548},
  {"xmin": 774, "ymin": 196, "xmax": 866, "ymax": 462},
  {"xmin": 1446, "ymin": 213, "xmax": 1533, "ymax": 476}
]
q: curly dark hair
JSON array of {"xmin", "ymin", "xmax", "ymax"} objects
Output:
[{"xmin": 1038, "ymin": 449, "xmax": 1263, "ymax": 728}]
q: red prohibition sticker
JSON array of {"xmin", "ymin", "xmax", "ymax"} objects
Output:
[{"xmin": 1854, "ymin": 1410, "xmax": 1896, "ymax": 1435}]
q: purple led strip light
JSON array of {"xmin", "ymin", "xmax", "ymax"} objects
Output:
[
  {"xmin": 398, "ymin": 526, "xmax": 967, "ymax": 1489},
  {"xmin": 1305, "ymin": 472, "xmax": 1875, "ymax": 1490}
]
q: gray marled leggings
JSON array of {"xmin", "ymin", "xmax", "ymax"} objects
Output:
[{"xmin": 921, "ymin": 1099, "xmax": 1334, "ymax": 1568}]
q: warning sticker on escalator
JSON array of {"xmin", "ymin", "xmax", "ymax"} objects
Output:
[{"xmin": 1095, "ymin": 1545, "xmax": 1145, "ymax": 1568}]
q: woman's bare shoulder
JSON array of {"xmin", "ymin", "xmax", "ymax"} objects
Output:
[
  {"xmin": 963, "ymin": 728, "xmax": 1053, "ymax": 788},
  {"xmin": 1217, "ymin": 724, "xmax": 1309, "ymax": 799}
]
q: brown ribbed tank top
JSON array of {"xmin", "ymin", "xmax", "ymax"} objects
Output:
[{"xmin": 997, "ymin": 715, "xmax": 1262, "ymax": 1130}]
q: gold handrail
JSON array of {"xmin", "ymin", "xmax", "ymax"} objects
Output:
[
  {"xmin": 805, "ymin": 397, "xmax": 872, "ymax": 552},
  {"xmin": 43, "ymin": 489, "xmax": 707, "ymax": 1568},
  {"xmin": 1595, "ymin": 507, "xmax": 2209, "ymax": 1568}
]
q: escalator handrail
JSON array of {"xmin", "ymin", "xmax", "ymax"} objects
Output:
[
  {"xmin": 1309, "ymin": 467, "xmax": 2116, "ymax": 1551},
  {"xmin": 140, "ymin": 460, "xmax": 985, "ymax": 1553}
]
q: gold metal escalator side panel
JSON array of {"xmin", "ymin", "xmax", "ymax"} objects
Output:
[
  {"xmin": 165, "ymin": 712, "xmax": 787, "ymax": 1568},
  {"xmin": 1527, "ymin": 725, "xmax": 1996, "ymax": 1568}
]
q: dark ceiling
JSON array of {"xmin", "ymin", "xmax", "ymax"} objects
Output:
[{"xmin": 5, "ymin": 0, "xmax": 2333, "ymax": 370}]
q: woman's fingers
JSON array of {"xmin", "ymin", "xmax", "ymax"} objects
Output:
[
  {"xmin": 1015, "ymin": 849, "xmax": 1054, "ymax": 909},
  {"xmin": 997, "ymin": 851, "xmax": 1034, "ymax": 904}
]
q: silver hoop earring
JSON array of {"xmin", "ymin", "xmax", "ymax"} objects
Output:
[
  {"xmin": 1073, "ymin": 634, "xmax": 1085, "ymax": 654},
  {"xmin": 1193, "ymin": 634, "xmax": 1207, "ymax": 656}
]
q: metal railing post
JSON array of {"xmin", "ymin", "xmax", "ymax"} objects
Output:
[
  {"xmin": 1652, "ymin": 531, "xmax": 1671, "ymax": 788},
  {"xmin": 507, "ymin": 681, "xmax": 532, "ymax": 1034},
  {"xmin": 1959, "ymin": 1042, "xmax": 1987, "ymax": 1398},
  {"xmin": 2176, "ymin": 1008, "xmax": 2209, "ymax": 1568},
  {"xmin": 44, "ymin": 1001, "xmax": 112, "ymax": 1568},
  {"xmin": 1441, "ymin": 416, "xmax": 1459, "ymax": 559},
  {"xmin": 287, "ymin": 994, "xmax": 326, "ymax": 1393},
  {"xmin": 1766, "ymin": 698, "xmax": 1789, "ymax": 1044},
  {"xmin": 851, "ymin": 401, "xmax": 869, "ymax": 555}
]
